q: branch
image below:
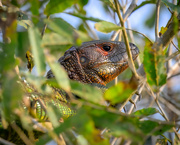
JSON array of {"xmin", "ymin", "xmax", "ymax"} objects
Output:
[
  {"xmin": 111, "ymin": 0, "xmax": 138, "ymax": 41},
  {"xmin": 114, "ymin": 0, "xmax": 139, "ymax": 79},
  {"xmin": 165, "ymin": 51, "xmax": 180, "ymax": 62},
  {"xmin": 123, "ymin": 0, "xmax": 138, "ymax": 21},
  {"xmin": 158, "ymin": 95, "xmax": 180, "ymax": 115},
  {"xmin": 0, "ymin": 137, "xmax": 15, "ymax": 145},
  {"xmin": 10, "ymin": 123, "xmax": 34, "ymax": 145},
  {"xmin": 137, "ymin": 13, "xmax": 180, "ymax": 76},
  {"xmin": 146, "ymin": 84, "xmax": 180, "ymax": 140}
]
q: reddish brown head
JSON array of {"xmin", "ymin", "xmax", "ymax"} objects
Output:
[{"xmin": 47, "ymin": 40, "xmax": 139, "ymax": 86}]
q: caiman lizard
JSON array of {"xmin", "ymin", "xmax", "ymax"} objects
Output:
[
  {"xmin": 45, "ymin": 40, "xmax": 139, "ymax": 117},
  {"xmin": 0, "ymin": 40, "xmax": 139, "ymax": 144}
]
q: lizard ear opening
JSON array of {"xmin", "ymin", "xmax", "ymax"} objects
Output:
[{"xmin": 80, "ymin": 56, "xmax": 87, "ymax": 63}]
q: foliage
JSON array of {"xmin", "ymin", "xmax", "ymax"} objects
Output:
[{"xmin": 0, "ymin": 0, "xmax": 180, "ymax": 145}]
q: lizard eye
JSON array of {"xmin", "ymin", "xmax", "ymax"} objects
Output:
[{"xmin": 102, "ymin": 45, "xmax": 111, "ymax": 51}]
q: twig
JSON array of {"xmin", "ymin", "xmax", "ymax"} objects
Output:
[
  {"xmin": 126, "ymin": 28, "xmax": 153, "ymax": 43},
  {"xmin": 111, "ymin": 30, "xmax": 120, "ymax": 41},
  {"xmin": 74, "ymin": 5, "xmax": 99, "ymax": 40},
  {"xmin": 124, "ymin": 140, "xmax": 132, "ymax": 145},
  {"xmin": 84, "ymin": 21, "xmax": 99, "ymax": 40},
  {"xmin": 41, "ymin": 16, "xmax": 49, "ymax": 38},
  {"xmin": 127, "ymin": 20, "xmax": 135, "ymax": 43},
  {"xmin": 161, "ymin": 134, "xmax": 173, "ymax": 144},
  {"xmin": 114, "ymin": 0, "xmax": 139, "ymax": 79},
  {"xmin": 0, "ymin": 0, "xmax": 2, "ymax": 6},
  {"xmin": 10, "ymin": 123, "xmax": 34, "ymax": 145},
  {"xmin": 110, "ymin": 0, "xmax": 138, "ymax": 42},
  {"xmin": 146, "ymin": 84, "xmax": 180, "ymax": 140},
  {"xmin": 167, "ymin": 58, "xmax": 180, "ymax": 78},
  {"xmin": 171, "ymin": 41, "xmax": 180, "ymax": 51},
  {"xmin": 137, "ymin": 13, "xmax": 180, "ymax": 77},
  {"xmin": 0, "ymin": 137, "xmax": 15, "ymax": 145},
  {"xmin": 31, "ymin": 118, "xmax": 48, "ymax": 132},
  {"xmin": 111, "ymin": 28, "xmax": 152, "ymax": 43},
  {"xmin": 167, "ymin": 72, "xmax": 180, "ymax": 80},
  {"xmin": 111, "ymin": 82, "xmax": 145, "ymax": 145},
  {"xmin": 158, "ymin": 95, "xmax": 180, "ymax": 115},
  {"xmin": 165, "ymin": 50, "xmax": 180, "ymax": 62},
  {"xmin": 123, "ymin": 0, "xmax": 138, "ymax": 21},
  {"xmin": 14, "ymin": 65, "xmax": 21, "ymax": 79},
  {"xmin": 155, "ymin": 0, "xmax": 161, "ymax": 41}
]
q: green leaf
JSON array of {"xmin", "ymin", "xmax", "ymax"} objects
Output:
[
  {"xmin": 42, "ymin": 32, "xmax": 73, "ymax": 46},
  {"xmin": 0, "ymin": 43, "xmax": 16, "ymax": 72},
  {"xmin": 2, "ymin": 74, "xmax": 23, "ymax": 121},
  {"xmin": 16, "ymin": 31, "xmax": 29, "ymax": 61},
  {"xmin": 0, "ymin": 21, "xmax": 17, "ymax": 72},
  {"xmin": 66, "ymin": 13, "xmax": 102, "ymax": 22},
  {"xmin": 145, "ymin": 8, "xmax": 156, "ymax": 28},
  {"xmin": 28, "ymin": 27, "xmax": 46, "ymax": 76},
  {"xmin": 78, "ymin": 0, "xmax": 89, "ymax": 7},
  {"xmin": 47, "ymin": 56, "xmax": 70, "ymax": 92},
  {"xmin": 104, "ymin": 82, "xmax": 136, "ymax": 104},
  {"xmin": 132, "ymin": 108, "xmax": 158, "ymax": 117},
  {"xmin": 70, "ymin": 81, "xmax": 104, "ymax": 104},
  {"xmin": 162, "ymin": 0, "xmax": 180, "ymax": 13},
  {"xmin": 74, "ymin": 30, "xmax": 92, "ymax": 45},
  {"xmin": 30, "ymin": 0, "xmax": 40, "ymax": 24},
  {"xmin": 95, "ymin": 21, "xmax": 122, "ymax": 33},
  {"xmin": 44, "ymin": 0, "xmax": 77, "ymax": 15},
  {"xmin": 45, "ymin": 18, "xmax": 74, "ymax": 43},
  {"xmin": 143, "ymin": 41, "xmax": 167, "ymax": 87},
  {"xmin": 37, "ymin": 104, "xmax": 174, "ymax": 144},
  {"xmin": 138, "ymin": 120, "xmax": 173, "ymax": 136},
  {"xmin": 87, "ymin": 106, "xmax": 173, "ymax": 142},
  {"xmin": 86, "ymin": 106, "xmax": 145, "ymax": 143}
]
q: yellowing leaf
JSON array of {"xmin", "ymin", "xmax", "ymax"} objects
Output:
[{"xmin": 104, "ymin": 81, "xmax": 136, "ymax": 104}]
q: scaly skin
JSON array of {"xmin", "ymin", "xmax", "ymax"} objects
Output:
[
  {"xmin": 0, "ymin": 41, "xmax": 139, "ymax": 144},
  {"xmin": 47, "ymin": 40, "xmax": 139, "ymax": 85}
]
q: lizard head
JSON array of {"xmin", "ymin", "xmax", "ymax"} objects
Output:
[{"xmin": 47, "ymin": 40, "xmax": 139, "ymax": 86}]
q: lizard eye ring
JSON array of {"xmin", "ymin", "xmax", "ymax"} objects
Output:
[{"xmin": 102, "ymin": 44, "xmax": 111, "ymax": 51}]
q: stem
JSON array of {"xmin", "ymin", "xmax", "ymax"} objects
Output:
[{"xmin": 114, "ymin": 0, "xmax": 139, "ymax": 79}]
